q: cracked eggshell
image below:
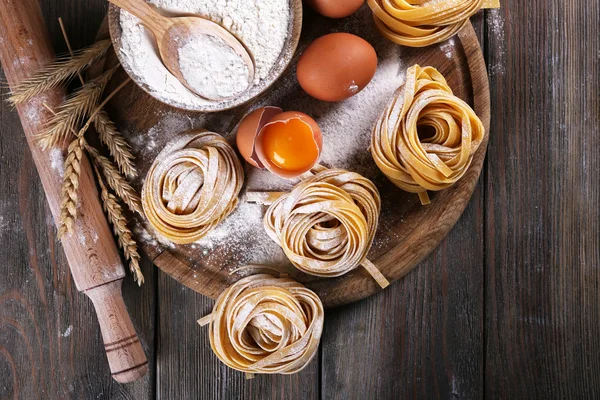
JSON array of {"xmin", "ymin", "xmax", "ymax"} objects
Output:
[
  {"xmin": 254, "ymin": 111, "xmax": 323, "ymax": 179},
  {"xmin": 235, "ymin": 106, "xmax": 283, "ymax": 168}
]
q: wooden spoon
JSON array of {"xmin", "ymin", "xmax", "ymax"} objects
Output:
[{"xmin": 108, "ymin": 0, "xmax": 255, "ymax": 101}]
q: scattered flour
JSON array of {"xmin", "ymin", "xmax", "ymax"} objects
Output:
[
  {"xmin": 487, "ymin": 8, "xmax": 506, "ymax": 75},
  {"xmin": 138, "ymin": 7, "xmax": 405, "ymax": 273},
  {"xmin": 119, "ymin": 0, "xmax": 290, "ymax": 108},
  {"xmin": 178, "ymin": 34, "xmax": 250, "ymax": 99},
  {"xmin": 134, "ymin": 223, "xmax": 159, "ymax": 247},
  {"xmin": 126, "ymin": 110, "xmax": 194, "ymax": 158},
  {"xmin": 135, "ymin": 6, "xmax": 408, "ymax": 272},
  {"xmin": 49, "ymin": 148, "xmax": 64, "ymax": 177},
  {"xmin": 61, "ymin": 325, "xmax": 72, "ymax": 337},
  {"xmin": 242, "ymin": 5, "xmax": 407, "ymax": 182},
  {"xmin": 440, "ymin": 37, "xmax": 456, "ymax": 59},
  {"xmin": 193, "ymin": 201, "xmax": 289, "ymax": 267}
]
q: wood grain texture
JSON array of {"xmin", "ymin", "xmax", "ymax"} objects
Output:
[
  {"xmin": 156, "ymin": 272, "xmax": 319, "ymax": 400},
  {"xmin": 0, "ymin": 0, "xmax": 147, "ymax": 384},
  {"xmin": 101, "ymin": 7, "xmax": 490, "ymax": 309},
  {"xmin": 484, "ymin": 1, "xmax": 600, "ymax": 398},
  {"xmin": 320, "ymin": 15, "xmax": 485, "ymax": 399},
  {"xmin": 2, "ymin": 0, "xmax": 600, "ymax": 398},
  {"xmin": 0, "ymin": 0, "xmax": 154, "ymax": 397}
]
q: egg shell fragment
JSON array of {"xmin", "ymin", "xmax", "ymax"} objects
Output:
[{"xmin": 236, "ymin": 106, "xmax": 283, "ymax": 168}]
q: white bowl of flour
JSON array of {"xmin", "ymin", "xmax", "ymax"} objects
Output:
[{"xmin": 109, "ymin": 0, "xmax": 301, "ymax": 112}]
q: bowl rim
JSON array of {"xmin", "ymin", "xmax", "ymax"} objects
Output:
[{"xmin": 108, "ymin": 0, "xmax": 303, "ymax": 113}]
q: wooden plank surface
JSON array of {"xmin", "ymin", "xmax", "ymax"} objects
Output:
[
  {"xmin": 320, "ymin": 15, "xmax": 485, "ymax": 399},
  {"xmin": 156, "ymin": 273, "xmax": 319, "ymax": 400},
  {"xmin": 1, "ymin": 0, "xmax": 599, "ymax": 399},
  {"xmin": 0, "ymin": 1, "xmax": 155, "ymax": 399},
  {"xmin": 484, "ymin": 1, "xmax": 600, "ymax": 398}
]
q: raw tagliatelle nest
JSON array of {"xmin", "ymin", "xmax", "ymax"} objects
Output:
[
  {"xmin": 141, "ymin": 130, "xmax": 244, "ymax": 244},
  {"xmin": 367, "ymin": 0, "xmax": 484, "ymax": 47},
  {"xmin": 371, "ymin": 64, "xmax": 486, "ymax": 205},
  {"xmin": 198, "ymin": 273, "xmax": 324, "ymax": 375},
  {"xmin": 263, "ymin": 167, "xmax": 389, "ymax": 288}
]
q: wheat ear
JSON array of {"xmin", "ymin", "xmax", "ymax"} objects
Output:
[
  {"xmin": 8, "ymin": 40, "xmax": 111, "ymax": 105},
  {"xmin": 57, "ymin": 134, "xmax": 86, "ymax": 239},
  {"xmin": 93, "ymin": 164, "xmax": 144, "ymax": 285},
  {"xmin": 94, "ymin": 110, "xmax": 137, "ymax": 178},
  {"xmin": 86, "ymin": 145, "xmax": 144, "ymax": 216},
  {"xmin": 38, "ymin": 66, "xmax": 118, "ymax": 149}
]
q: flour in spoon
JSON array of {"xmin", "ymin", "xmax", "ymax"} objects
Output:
[
  {"xmin": 119, "ymin": 0, "xmax": 290, "ymax": 108},
  {"xmin": 178, "ymin": 34, "xmax": 250, "ymax": 99}
]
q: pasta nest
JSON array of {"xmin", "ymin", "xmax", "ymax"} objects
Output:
[
  {"xmin": 142, "ymin": 130, "xmax": 244, "ymax": 244},
  {"xmin": 264, "ymin": 168, "xmax": 381, "ymax": 279},
  {"xmin": 371, "ymin": 64, "xmax": 485, "ymax": 205},
  {"xmin": 367, "ymin": 0, "xmax": 483, "ymax": 47},
  {"xmin": 200, "ymin": 274, "xmax": 324, "ymax": 375}
]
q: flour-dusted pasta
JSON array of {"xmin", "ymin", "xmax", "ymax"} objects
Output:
[
  {"xmin": 263, "ymin": 168, "xmax": 389, "ymax": 288},
  {"xmin": 198, "ymin": 273, "xmax": 324, "ymax": 375},
  {"xmin": 368, "ymin": 0, "xmax": 484, "ymax": 47},
  {"xmin": 371, "ymin": 65, "xmax": 485, "ymax": 205},
  {"xmin": 142, "ymin": 130, "xmax": 244, "ymax": 244}
]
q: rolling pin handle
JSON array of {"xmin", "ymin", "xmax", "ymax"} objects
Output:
[{"xmin": 85, "ymin": 279, "xmax": 149, "ymax": 383}]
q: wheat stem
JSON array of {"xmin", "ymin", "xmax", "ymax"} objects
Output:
[
  {"xmin": 93, "ymin": 164, "xmax": 144, "ymax": 285},
  {"xmin": 58, "ymin": 17, "xmax": 86, "ymax": 86},
  {"xmin": 8, "ymin": 40, "xmax": 111, "ymax": 105},
  {"xmin": 77, "ymin": 78, "xmax": 131, "ymax": 136},
  {"xmin": 56, "ymin": 24, "xmax": 137, "ymax": 178},
  {"xmin": 38, "ymin": 66, "xmax": 118, "ymax": 149}
]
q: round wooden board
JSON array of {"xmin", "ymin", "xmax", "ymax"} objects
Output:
[{"xmin": 98, "ymin": 6, "xmax": 490, "ymax": 309}]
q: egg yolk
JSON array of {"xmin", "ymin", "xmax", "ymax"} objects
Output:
[{"xmin": 261, "ymin": 119, "xmax": 319, "ymax": 171}]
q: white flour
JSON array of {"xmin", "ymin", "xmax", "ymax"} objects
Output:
[
  {"xmin": 119, "ymin": 0, "xmax": 290, "ymax": 108},
  {"xmin": 49, "ymin": 148, "xmax": 65, "ymax": 177},
  {"xmin": 178, "ymin": 34, "xmax": 250, "ymax": 99}
]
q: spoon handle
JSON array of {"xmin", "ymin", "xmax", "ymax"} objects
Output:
[{"xmin": 108, "ymin": 0, "xmax": 170, "ymax": 38}]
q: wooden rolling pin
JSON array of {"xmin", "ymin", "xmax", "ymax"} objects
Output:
[{"xmin": 0, "ymin": 0, "xmax": 148, "ymax": 383}]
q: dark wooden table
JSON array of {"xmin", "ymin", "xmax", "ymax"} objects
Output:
[{"xmin": 1, "ymin": 1, "xmax": 599, "ymax": 399}]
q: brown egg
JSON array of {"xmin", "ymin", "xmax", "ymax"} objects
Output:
[
  {"xmin": 305, "ymin": 0, "xmax": 364, "ymax": 18},
  {"xmin": 236, "ymin": 106, "xmax": 283, "ymax": 168},
  {"xmin": 297, "ymin": 33, "xmax": 378, "ymax": 102},
  {"xmin": 254, "ymin": 111, "xmax": 323, "ymax": 179}
]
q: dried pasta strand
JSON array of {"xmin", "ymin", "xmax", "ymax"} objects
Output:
[
  {"xmin": 141, "ymin": 130, "xmax": 244, "ymax": 244},
  {"xmin": 198, "ymin": 273, "xmax": 324, "ymax": 375},
  {"xmin": 263, "ymin": 168, "xmax": 389, "ymax": 287},
  {"xmin": 370, "ymin": 64, "xmax": 486, "ymax": 205},
  {"xmin": 367, "ymin": 0, "xmax": 484, "ymax": 47}
]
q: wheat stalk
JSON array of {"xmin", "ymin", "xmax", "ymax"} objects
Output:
[
  {"xmin": 8, "ymin": 39, "xmax": 111, "ymax": 105},
  {"xmin": 57, "ymin": 134, "xmax": 86, "ymax": 239},
  {"xmin": 94, "ymin": 110, "xmax": 137, "ymax": 178},
  {"xmin": 56, "ymin": 20, "xmax": 138, "ymax": 179},
  {"xmin": 86, "ymin": 145, "xmax": 144, "ymax": 216},
  {"xmin": 38, "ymin": 66, "xmax": 118, "ymax": 149},
  {"xmin": 93, "ymin": 164, "xmax": 144, "ymax": 285}
]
